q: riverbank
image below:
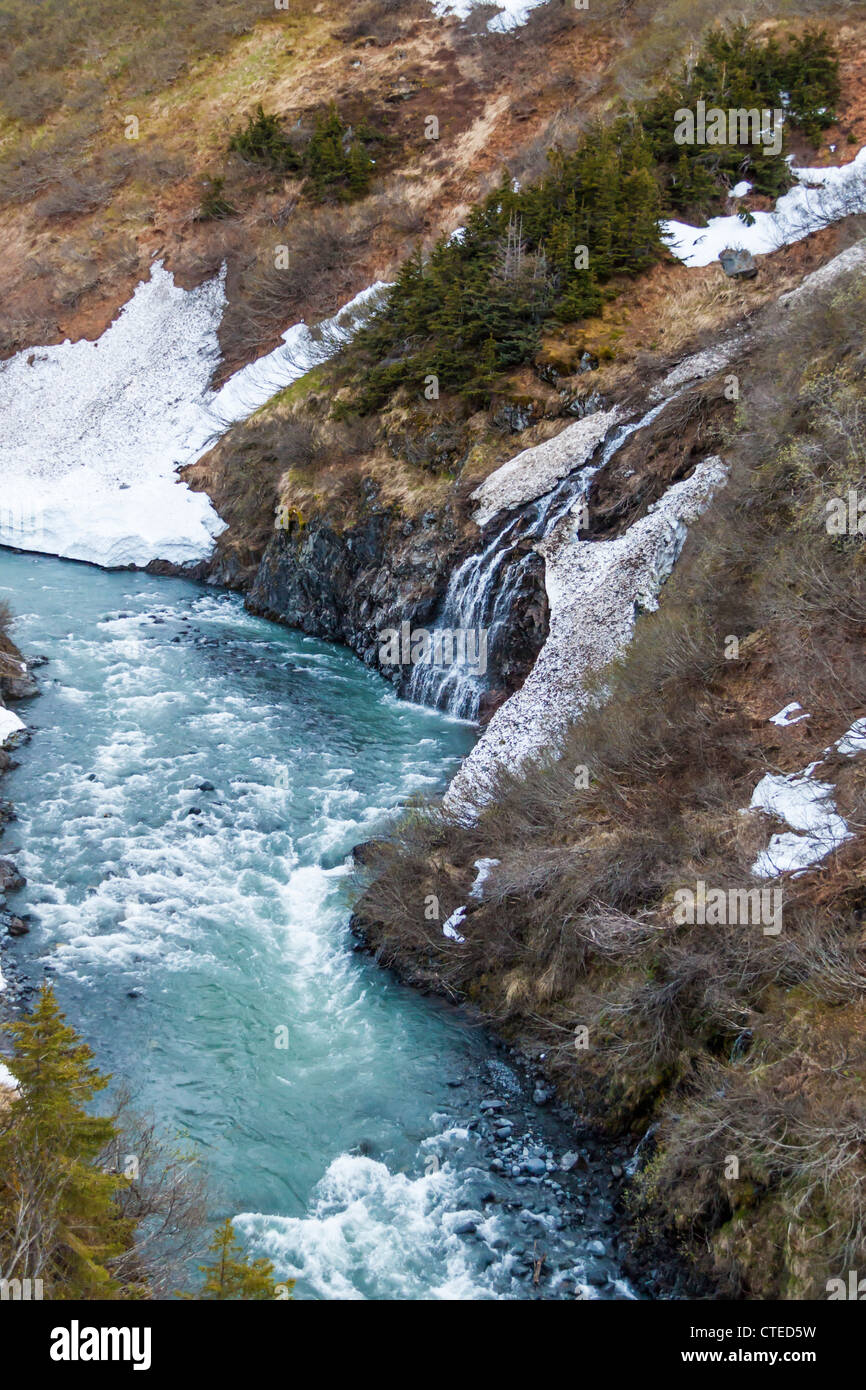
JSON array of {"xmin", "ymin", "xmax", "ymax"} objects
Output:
[
  {"xmin": 349, "ymin": 908, "xmax": 710, "ymax": 1299},
  {"xmin": 0, "ymin": 621, "xmax": 39, "ymax": 1023},
  {"xmin": 352, "ymin": 240, "xmax": 866, "ymax": 1299}
]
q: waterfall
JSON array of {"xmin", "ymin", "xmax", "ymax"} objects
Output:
[
  {"xmin": 406, "ymin": 465, "xmax": 597, "ymax": 719},
  {"xmin": 407, "ymin": 398, "xmax": 675, "ymax": 719}
]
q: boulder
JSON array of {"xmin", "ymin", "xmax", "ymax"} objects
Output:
[{"xmin": 719, "ymin": 247, "xmax": 758, "ymax": 279}]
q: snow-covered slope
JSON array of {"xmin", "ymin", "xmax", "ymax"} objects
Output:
[
  {"xmin": 0, "ymin": 264, "xmax": 387, "ymax": 570},
  {"xmin": 0, "ymin": 262, "xmax": 226, "ymax": 568}
]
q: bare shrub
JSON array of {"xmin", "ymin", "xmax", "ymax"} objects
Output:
[
  {"xmin": 219, "ymin": 207, "xmax": 366, "ymax": 361},
  {"xmin": 34, "ymin": 176, "xmax": 112, "ymax": 220},
  {"xmin": 100, "ymin": 1094, "xmax": 210, "ymax": 1299},
  {"xmin": 522, "ymin": 0, "xmax": 580, "ymax": 42},
  {"xmin": 2, "ymin": 73, "xmax": 64, "ymax": 124}
]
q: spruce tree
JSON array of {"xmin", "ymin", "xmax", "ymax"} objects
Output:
[
  {"xmin": 191, "ymin": 1218, "xmax": 292, "ymax": 1300},
  {"xmin": 0, "ymin": 984, "xmax": 134, "ymax": 1298}
]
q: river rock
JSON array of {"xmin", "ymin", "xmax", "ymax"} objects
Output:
[
  {"xmin": 453, "ymin": 1219, "xmax": 478, "ymax": 1236},
  {"xmin": 0, "ymin": 859, "xmax": 25, "ymax": 891},
  {"xmin": 522, "ymin": 1157, "xmax": 547, "ymax": 1177}
]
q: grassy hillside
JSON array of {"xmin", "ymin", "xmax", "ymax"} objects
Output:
[{"xmin": 2, "ymin": 0, "xmax": 861, "ymax": 368}]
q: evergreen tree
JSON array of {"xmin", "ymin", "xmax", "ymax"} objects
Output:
[
  {"xmin": 191, "ymin": 1218, "xmax": 291, "ymax": 1301},
  {"xmin": 642, "ymin": 23, "xmax": 839, "ymax": 217},
  {"xmin": 229, "ymin": 102, "xmax": 375, "ymax": 202},
  {"xmin": 348, "ymin": 24, "xmax": 837, "ymax": 412},
  {"xmin": 0, "ymin": 985, "xmax": 134, "ymax": 1298},
  {"xmin": 229, "ymin": 105, "xmax": 303, "ymax": 173}
]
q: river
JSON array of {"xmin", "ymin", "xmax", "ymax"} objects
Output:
[{"xmin": 0, "ymin": 547, "xmax": 634, "ymax": 1300}]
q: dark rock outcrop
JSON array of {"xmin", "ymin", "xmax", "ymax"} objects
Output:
[
  {"xmin": 246, "ymin": 504, "xmax": 460, "ymax": 682},
  {"xmin": 244, "ymin": 492, "xmax": 550, "ymax": 718}
]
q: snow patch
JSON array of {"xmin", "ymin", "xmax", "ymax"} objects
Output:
[
  {"xmin": 770, "ymin": 702, "xmax": 810, "ymax": 727},
  {"xmin": 0, "ymin": 261, "xmax": 226, "ymax": 568},
  {"xmin": 431, "ymin": 0, "xmax": 549, "ymax": 32},
  {"xmin": 441, "ymin": 860, "xmax": 499, "ymax": 938},
  {"xmin": 443, "ymin": 906, "xmax": 467, "ymax": 943},
  {"xmin": 0, "ymin": 264, "xmax": 386, "ymax": 570},
  {"xmin": 663, "ymin": 148, "xmax": 866, "ymax": 267},
  {"xmin": 0, "ymin": 706, "xmax": 25, "ymax": 747},
  {"xmin": 650, "ymin": 340, "xmax": 742, "ymax": 401},
  {"xmin": 471, "ymin": 408, "xmax": 620, "ymax": 526},
  {"xmin": 749, "ymin": 717, "xmax": 866, "ymax": 877},
  {"xmin": 183, "ymin": 280, "xmax": 390, "ymax": 455},
  {"xmin": 469, "ymin": 858, "xmax": 500, "ymax": 899},
  {"xmin": 750, "ymin": 773, "xmax": 851, "ymax": 877}
]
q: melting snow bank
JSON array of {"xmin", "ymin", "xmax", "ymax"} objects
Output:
[
  {"xmin": 446, "ymin": 458, "xmax": 727, "ymax": 814},
  {"xmin": 0, "ymin": 262, "xmax": 226, "ymax": 568},
  {"xmin": 748, "ymin": 718, "xmax": 866, "ymax": 878},
  {"xmin": 0, "ymin": 263, "xmax": 387, "ymax": 569},
  {"xmin": 0, "ymin": 706, "xmax": 25, "ymax": 748},
  {"xmin": 180, "ymin": 279, "xmax": 390, "ymax": 458},
  {"xmin": 471, "ymin": 409, "xmax": 620, "ymax": 527},
  {"xmin": 431, "ymin": 0, "xmax": 549, "ymax": 32},
  {"xmin": 663, "ymin": 148, "xmax": 866, "ymax": 266}
]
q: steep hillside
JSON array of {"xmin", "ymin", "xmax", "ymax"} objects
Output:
[{"xmin": 355, "ymin": 239, "xmax": 866, "ymax": 1298}]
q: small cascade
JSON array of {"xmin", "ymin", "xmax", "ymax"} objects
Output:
[
  {"xmin": 406, "ymin": 397, "xmax": 675, "ymax": 720},
  {"xmin": 406, "ymin": 465, "xmax": 597, "ymax": 719}
]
